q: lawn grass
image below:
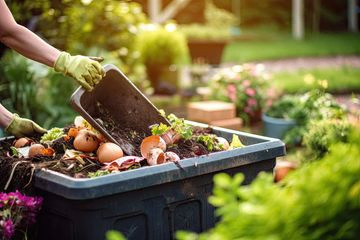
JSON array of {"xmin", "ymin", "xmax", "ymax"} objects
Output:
[
  {"xmin": 272, "ymin": 66, "xmax": 360, "ymax": 94},
  {"xmin": 222, "ymin": 32, "xmax": 360, "ymax": 63}
]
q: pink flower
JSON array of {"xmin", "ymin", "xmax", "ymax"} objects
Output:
[
  {"xmin": 227, "ymin": 84, "xmax": 237, "ymax": 102},
  {"xmin": 244, "ymin": 107, "xmax": 252, "ymax": 113},
  {"xmin": 227, "ymin": 84, "xmax": 236, "ymax": 93},
  {"xmin": 1, "ymin": 219, "xmax": 15, "ymax": 240},
  {"xmin": 242, "ymin": 80, "xmax": 251, "ymax": 87},
  {"xmin": 247, "ymin": 98, "xmax": 257, "ymax": 107},
  {"xmin": 245, "ymin": 88, "xmax": 256, "ymax": 96}
]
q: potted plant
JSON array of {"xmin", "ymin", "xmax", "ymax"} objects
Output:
[
  {"xmin": 179, "ymin": 0, "xmax": 238, "ymax": 65},
  {"xmin": 209, "ymin": 64, "xmax": 272, "ymax": 125},
  {"xmin": 263, "ymin": 89, "xmax": 346, "ymax": 144},
  {"xmin": 135, "ymin": 24, "xmax": 188, "ymax": 95},
  {"xmin": 262, "ymin": 95, "xmax": 299, "ymax": 139}
]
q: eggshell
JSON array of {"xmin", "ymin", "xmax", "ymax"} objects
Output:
[
  {"xmin": 147, "ymin": 148, "xmax": 165, "ymax": 166},
  {"xmin": 14, "ymin": 137, "xmax": 31, "ymax": 148},
  {"xmin": 216, "ymin": 137, "xmax": 230, "ymax": 150},
  {"xmin": 97, "ymin": 142, "xmax": 124, "ymax": 163},
  {"xmin": 140, "ymin": 135, "xmax": 166, "ymax": 158},
  {"xmin": 165, "ymin": 151, "xmax": 180, "ymax": 162}
]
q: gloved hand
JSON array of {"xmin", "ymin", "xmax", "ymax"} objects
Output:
[
  {"xmin": 5, "ymin": 114, "xmax": 47, "ymax": 138},
  {"xmin": 54, "ymin": 52, "xmax": 105, "ymax": 91}
]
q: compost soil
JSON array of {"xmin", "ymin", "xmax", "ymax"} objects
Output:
[{"xmin": 0, "ymin": 123, "xmax": 217, "ymax": 193}]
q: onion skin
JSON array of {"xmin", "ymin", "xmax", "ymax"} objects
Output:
[
  {"xmin": 73, "ymin": 130, "xmax": 99, "ymax": 152},
  {"xmin": 97, "ymin": 142, "xmax": 124, "ymax": 163},
  {"xmin": 161, "ymin": 129, "xmax": 181, "ymax": 145}
]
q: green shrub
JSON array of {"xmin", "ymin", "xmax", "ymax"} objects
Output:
[
  {"xmin": 179, "ymin": 0, "xmax": 237, "ymax": 42},
  {"xmin": 135, "ymin": 25, "xmax": 188, "ymax": 92},
  {"xmin": 265, "ymin": 89, "xmax": 346, "ymax": 145},
  {"xmin": 0, "ymin": 52, "xmax": 44, "ymax": 122},
  {"xmin": 179, "ymin": 24, "xmax": 232, "ymax": 41},
  {"xmin": 136, "ymin": 27, "xmax": 188, "ymax": 68},
  {"xmin": 0, "ymin": 52, "xmax": 77, "ymax": 129},
  {"xmin": 177, "ymin": 131, "xmax": 360, "ymax": 240},
  {"xmin": 303, "ymin": 120, "xmax": 353, "ymax": 160}
]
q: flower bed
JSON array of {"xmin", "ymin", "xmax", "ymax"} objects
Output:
[{"xmin": 209, "ymin": 64, "xmax": 277, "ymax": 124}]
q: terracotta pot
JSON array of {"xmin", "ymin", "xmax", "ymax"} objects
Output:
[{"xmin": 274, "ymin": 160, "xmax": 298, "ymax": 182}]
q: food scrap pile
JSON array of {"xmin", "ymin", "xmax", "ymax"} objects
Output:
[{"xmin": 0, "ymin": 113, "xmax": 244, "ymax": 191}]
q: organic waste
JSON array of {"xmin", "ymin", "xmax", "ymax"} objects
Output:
[{"xmin": 0, "ymin": 113, "xmax": 245, "ymax": 192}]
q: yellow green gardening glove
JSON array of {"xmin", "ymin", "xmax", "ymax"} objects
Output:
[
  {"xmin": 5, "ymin": 114, "xmax": 47, "ymax": 138},
  {"xmin": 54, "ymin": 52, "xmax": 105, "ymax": 91}
]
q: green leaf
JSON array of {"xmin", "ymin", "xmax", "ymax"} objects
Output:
[{"xmin": 40, "ymin": 127, "xmax": 64, "ymax": 143}]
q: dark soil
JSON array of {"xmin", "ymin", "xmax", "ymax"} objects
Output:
[{"xmin": 0, "ymin": 123, "xmax": 219, "ymax": 193}]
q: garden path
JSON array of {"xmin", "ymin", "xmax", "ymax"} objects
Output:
[{"xmin": 251, "ymin": 55, "xmax": 360, "ymax": 73}]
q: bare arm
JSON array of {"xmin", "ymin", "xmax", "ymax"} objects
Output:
[
  {"xmin": 0, "ymin": 103, "xmax": 13, "ymax": 128},
  {"xmin": 0, "ymin": 0, "xmax": 60, "ymax": 67}
]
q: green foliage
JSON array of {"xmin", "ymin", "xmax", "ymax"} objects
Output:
[
  {"xmin": 105, "ymin": 230, "xmax": 126, "ymax": 240},
  {"xmin": 204, "ymin": 0, "xmax": 239, "ymax": 28},
  {"xmin": 177, "ymin": 131, "xmax": 360, "ymax": 240},
  {"xmin": 223, "ymin": 33, "xmax": 360, "ymax": 64},
  {"xmin": 0, "ymin": 51, "xmax": 77, "ymax": 129},
  {"xmin": 88, "ymin": 170, "xmax": 112, "ymax": 178},
  {"xmin": 196, "ymin": 134, "xmax": 220, "ymax": 151},
  {"xmin": 6, "ymin": 0, "xmax": 50, "ymax": 24},
  {"xmin": 179, "ymin": 24, "xmax": 232, "ymax": 41},
  {"xmin": 0, "ymin": 52, "xmax": 44, "ymax": 122},
  {"xmin": 273, "ymin": 67, "xmax": 360, "ymax": 94},
  {"xmin": 33, "ymin": 0, "xmax": 148, "ymax": 88},
  {"xmin": 136, "ymin": 26, "xmax": 188, "ymax": 67},
  {"xmin": 40, "ymin": 127, "xmax": 64, "ymax": 143},
  {"xmin": 167, "ymin": 113, "xmax": 193, "ymax": 140},
  {"xmin": 150, "ymin": 123, "xmax": 171, "ymax": 136},
  {"xmin": 265, "ymin": 88, "xmax": 346, "ymax": 145},
  {"xmin": 303, "ymin": 120, "xmax": 353, "ymax": 160},
  {"xmin": 179, "ymin": 1, "xmax": 237, "ymax": 41},
  {"xmin": 265, "ymin": 95, "xmax": 300, "ymax": 119},
  {"xmin": 151, "ymin": 112, "xmax": 193, "ymax": 140}
]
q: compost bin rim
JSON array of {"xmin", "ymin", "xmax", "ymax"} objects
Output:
[{"xmin": 32, "ymin": 124, "xmax": 285, "ymax": 200}]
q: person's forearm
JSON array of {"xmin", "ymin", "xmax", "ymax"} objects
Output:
[
  {"xmin": 0, "ymin": 104, "xmax": 13, "ymax": 128},
  {"xmin": 0, "ymin": 25, "xmax": 61, "ymax": 67}
]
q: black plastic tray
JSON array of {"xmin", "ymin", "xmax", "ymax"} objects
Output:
[{"xmin": 70, "ymin": 64, "xmax": 169, "ymax": 155}]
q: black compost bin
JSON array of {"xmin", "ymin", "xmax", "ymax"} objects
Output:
[{"xmin": 33, "ymin": 122, "xmax": 285, "ymax": 240}]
